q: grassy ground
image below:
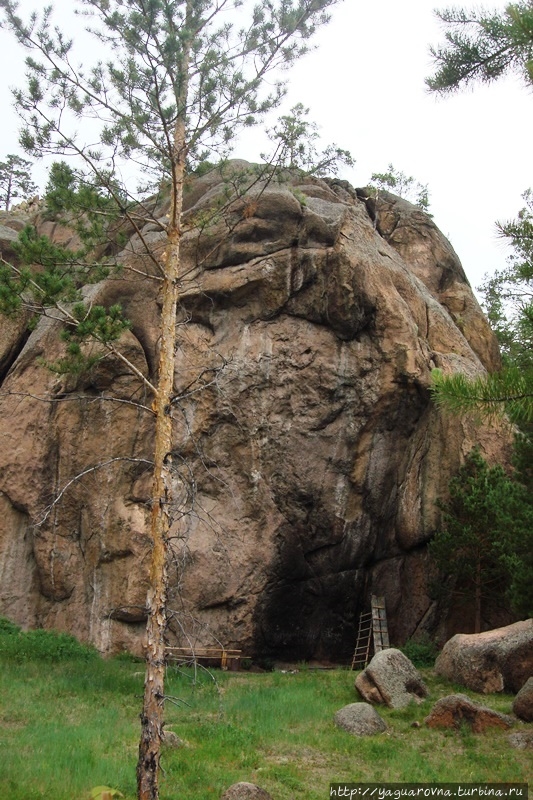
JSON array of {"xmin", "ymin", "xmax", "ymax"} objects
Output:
[{"xmin": 0, "ymin": 624, "xmax": 530, "ymax": 800}]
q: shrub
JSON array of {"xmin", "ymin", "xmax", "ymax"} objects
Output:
[
  {"xmin": 0, "ymin": 616, "xmax": 21, "ymax": 635},
  {"xmin": 113, "ymin": 650, "xmax": 143, "ymax": 664},
  {"xmin": 400, "ymin": 635, "xmax": 438, "ymax": 667},
  {"xmin": 0, "ymin": 624, "xmax": 99, "ymax": 663}
]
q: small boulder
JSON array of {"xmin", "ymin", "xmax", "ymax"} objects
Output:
[
  {"xmin": 435, "ymin": 619, "xmax": 533, "ymax": 693},
  {"xmin": 161, "ymin": 729, "xmax": 186, "ymax": 749},
  {"xmin": 512, "ymin": 677, "xmax": 533, "ymax": 722},
  {"xmin": 221, "ymin": 783, "xmax": 272, "ymax": 800},
  {"xmin": 508, "ymin": 731, "xmax": 533, "ymax": 750},
  {"xmin": 355, "ymin": 648, "xmax": 428, "ymax": 708},
  {"xmin": 334, "ymin": 702, "xmax": 387, "ymax": 736},
  {"xmin": 424, "ymin": 694, "xmax": 514, "ymax": 733}
]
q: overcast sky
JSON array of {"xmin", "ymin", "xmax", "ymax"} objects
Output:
[{"xmin": 1, "ymin": 0, "xmax": 532, "ymax": 297}]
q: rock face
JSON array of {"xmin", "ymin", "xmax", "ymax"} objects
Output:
[
  {"xmin": 0, "ymin": 164, "xmax": 511, "ymax": 658},
  {"xmin": 424, "ymin": 695, "xmax": 514, "ymax": 732},
  {"xmin": 355, "ymin": 648, "xmax": 428, "ymax": 708},
  {"xmin": 435, "ymin": 621, "xmax": 533, "ymax": 694},
  {"xmin": 513, "ymin": 677, "xmax": 533, "ymax": 722},
  {"xmin": 334, "ymin": 703, "xmax": 387, "ymax": 736}
]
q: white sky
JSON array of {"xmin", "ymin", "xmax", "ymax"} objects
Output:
[{"xmin": 1, "ymin": 0, "xmax": 533, "ymax": 297}]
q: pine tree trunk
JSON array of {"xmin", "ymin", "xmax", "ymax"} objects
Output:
[
  {"xmin": 474, "ymin": 558, "xmax": 482, "ymax": 634},
  {"xmin": 137, "ymin": 10, "xmax": 191, "ymax": 791},
  {"xmin": 5, "ymin": 173, "xmax": 12, "ymax": 211},
  {"xmin": 136, "ymin": 234, "xmax": 180, "ymax": 799}
]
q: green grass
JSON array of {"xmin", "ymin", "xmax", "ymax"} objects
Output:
[{"xmin": 0, "ymin": 624, "xmax": 531, "ymax": 800}]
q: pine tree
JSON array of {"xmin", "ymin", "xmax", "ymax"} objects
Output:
[
  {"xmin": 369, "ymin": 163, "xmax": 430, "ymax": 212},
  {"xmin": 431, "ymin": 448, "xmax": 533, "ymax": 632},
  {"xmin": 482, "ymin": 189, "xmax": 533, "ymax": 371},
  {"xmin": 427, "ymin": 5, "xmax": 533, "ymax": 616},
  {"xmin": 427, "ymin": 2, "xmax": 533, "ymax": 424},
  {"xmin": 0, "ymin": 1, "xmax": 345, "ymax": 797},
  {"xmin": 0, "ymin": 153, "xmax": 38, "ymax": 210},
  {"xmin": 266, "ymin": 102, "xmax": 354, "ymax": 175}
]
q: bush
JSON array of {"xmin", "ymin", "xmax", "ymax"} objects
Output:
[
  {"xmin": 0, "ymin": 616, "xmax": 21, "ymax": 635},
  {"xmin": 0, "ymin": 624, "xmax": 99, "ymax": 663},
  {"xmin": 400, "ymin": 635, "xmax": 438, "ymax": 667},
  {"xmin": 112, "ymin": 650, "xmax": 143, "ymax": 664}
]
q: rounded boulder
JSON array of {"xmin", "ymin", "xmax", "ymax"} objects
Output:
[{"xmin": 334, "ymin": 702, "xmax": 387, "ymax": 736}]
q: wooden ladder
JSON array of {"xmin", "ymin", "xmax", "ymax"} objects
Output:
[
  {"xmin": 351, "ymin": 595, "xmax": 389, "ymax": 670},
  {"xmin": 371, "ymin": 595, "xmax": 389, "ymax": 652},
  {"xmin": 351, "ymin": 609, "xmax": 373, "ymax": 670}
]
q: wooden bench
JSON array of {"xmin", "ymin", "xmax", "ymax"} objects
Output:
[{"xmin": 166, "ymin": 646, "xmax": 243, "ymax": 671}]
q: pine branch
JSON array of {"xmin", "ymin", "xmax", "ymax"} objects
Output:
[{"xmin": 431, "ymin": 367, "xmax": 533, "ymax": 423}]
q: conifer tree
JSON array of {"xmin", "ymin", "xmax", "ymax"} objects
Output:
[
  {"xmin": 427, "ymin": 2, "xmax": 533, "ymax": 424},
  {"xmin": 369, "ymin": 163, "xmax": 430, "ymax": 212},
  {"xmin": 0, "ymin": 1, "xmax": 344, "ymax": 797},
  {"xmin": 0, "ymin": 153, "xmax": 38, "ymax": 210},
  {"xmin": 266, "ymin": 102, "xmax": 354, "ymax": 175},
  {"xmin": 431, "ymin": 448, "xmax": 533, "ymax": 632},
  {"xmin": 483, "ymin": 189, "xmax": 533, "ymax": 372}
]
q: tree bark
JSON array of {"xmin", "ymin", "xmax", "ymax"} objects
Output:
[
  {"xmin": 136, "ymin": 5, "xmax": 191, "ymax": 793},
  {"xmin": 474, "ymin": 558, "xmax": 482, "ymax": 634},
  {"xmin": 5, "ymin": 173, "xmax": 12, "ymax": 212},
  {"xmin": 136, "ymin": 231, "xmax": 181, "ymax": 800}
]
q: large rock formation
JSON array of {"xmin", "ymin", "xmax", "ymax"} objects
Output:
[{"xmin": 0, "ymin": 164, "xmax": 510, "ymax": 658}]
